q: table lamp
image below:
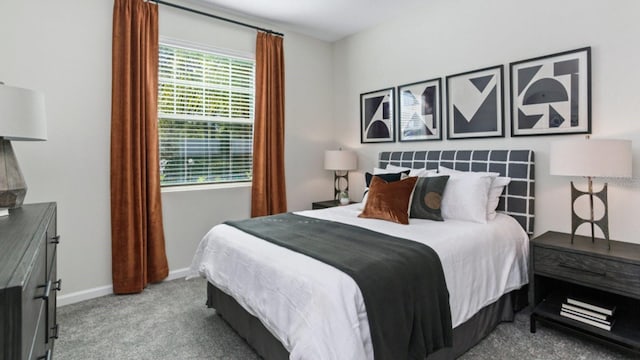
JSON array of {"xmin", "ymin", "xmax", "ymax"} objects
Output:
[
  {"xmin": 550, "ymin": 137, "xmax": 632, "ymax": 249},
  {"xmin": 324, "ymin": 149, "xmax": 357, "ymax": 202},
  {"xmin": 0, "ymin": 83, "xmax": 47, "ymax": 216}
]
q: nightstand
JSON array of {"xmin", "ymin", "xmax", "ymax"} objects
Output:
[
  {"xmin": 530, "ymin": 231, "xmax": 640, "ymax": 353},
  {"xmin": 311, "ymin": 200, "xmax": 355, "ymax": 209}
]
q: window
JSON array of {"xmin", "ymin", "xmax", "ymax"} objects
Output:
[{"xmin": 158, "ymin": 41, "xmax": 254, "ymax": 187}]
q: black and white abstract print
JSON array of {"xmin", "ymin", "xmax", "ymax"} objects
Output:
[
  {"xmin": 510, "ymin": 47, "xmax": 591, "ymax": 136},
  {"xmin": 398, "ymin": 78, "xmax": 442, "ymax": 142},
  {"xmin": 446, "ymin": 65, "xmax": 504, "ymax": 139},
  {"xmin": 360, "ymin": 88, "xmax": 395, "ymax": 143}
]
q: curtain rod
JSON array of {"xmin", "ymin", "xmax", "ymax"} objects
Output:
[{"xmin": 151, "ymin": 0, "xmax": 284, "ymax": 37}]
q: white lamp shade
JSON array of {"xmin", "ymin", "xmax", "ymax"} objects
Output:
[
  {"xmin": 324, "ymin": 150, "xmax": 357, "ymax": 171},
  {"xmin": 550, "ymin": 138, "xmax": 632, "ymax": 178},
  {"xmin": 0, "ymin": 84, "xmax": 47, "ymax": 141}
]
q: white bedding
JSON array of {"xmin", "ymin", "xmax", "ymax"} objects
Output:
[{"xmin": 188, "ymin": 204, "xmax": 529, "ymax": 360}]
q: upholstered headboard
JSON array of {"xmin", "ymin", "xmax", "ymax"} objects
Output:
[{"xmin": 379, "ymin": 150, "xmax": 535, "ymax": 235}]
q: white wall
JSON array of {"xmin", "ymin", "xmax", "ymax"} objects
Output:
[
  {"xmin": 0, "ymin": 0, "xmax": 334, "ymax": 298},
  {"xmin": 332, "ymin": 0, "xmax": 640, "ymax": 242}
]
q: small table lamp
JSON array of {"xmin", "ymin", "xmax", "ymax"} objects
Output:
[
  {"xmin": 550, "ymin": 137, "xmax": 632, "ymax": 249},
  {"xmin": 0, "ymin": 83, "xmax": 47, "ymax": 216},
  {"xmin": 324, "ymin": 149, "xmax": 357, "ymax": 201}
]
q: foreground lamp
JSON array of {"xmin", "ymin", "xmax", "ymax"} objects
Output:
[
  {"xmin": 0, "ymin": 83, "xmax": 47, "ymax": 216},
  {"xmin": 324, "ymin": 149, "xmax": 357, "ymax": 203},
  {"xmin": 550, "ymin": 137, "xmax": 632, "ymax": 249}
]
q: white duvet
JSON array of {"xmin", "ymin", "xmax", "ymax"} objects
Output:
[{"xmin": 188, "ymin": 204, "xmax": 529, "ymax": 360}]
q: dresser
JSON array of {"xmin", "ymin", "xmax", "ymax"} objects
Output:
[{"xmin": 0, "ymin": 203, "xmax": 59, "ymax": 360}]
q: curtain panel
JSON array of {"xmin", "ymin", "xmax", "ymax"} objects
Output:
[
  {"xmin": 110, "ymin": 0, "xmax": 168, "ymax": 294},
  {"xmin": 252, "ymin": 32, "xmax": 287, "ymax": 217}
]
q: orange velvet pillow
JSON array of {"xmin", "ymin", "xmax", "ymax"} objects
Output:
[{"xmin": 358, "ymin": 175, "xmax": 418, "ymax": 225}]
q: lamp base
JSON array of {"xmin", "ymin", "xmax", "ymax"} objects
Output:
[
  {"xmin": 0, "ymin": 139, "xmax": 27, "ymax": 209},
  {"xmin": 333, "ymin": 170, "xmax": 350, "ymax": 200},
  {"xmin": 570, "ymin": 180, "xmax": 610, "ymax": 250}
]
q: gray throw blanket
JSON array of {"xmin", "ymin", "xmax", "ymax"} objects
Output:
[{"xmin": 225, "ymin": 213, "xmax": 453, "ymax": 359}]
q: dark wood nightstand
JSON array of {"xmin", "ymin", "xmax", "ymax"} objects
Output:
[
  {"xmin": 530, "ymin": 231, "xmax": 640, "ymax": 353},
  {"xmin": 311, "ymin": 200, "xmax": 355, "ymax": 210}
]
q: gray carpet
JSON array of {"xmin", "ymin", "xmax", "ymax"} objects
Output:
[{"xmin": 56, "ymin": 278, "xmax": 635, "ymax": 360}]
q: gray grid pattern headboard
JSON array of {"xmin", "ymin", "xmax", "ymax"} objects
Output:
[{"xmin": 379, "ymin": 150, "xmax": 535, "ymax": 235}]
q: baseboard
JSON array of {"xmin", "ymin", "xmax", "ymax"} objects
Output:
[{"xmin": 57, "ymin": 267, "xmax": 191, "ymax": 307}]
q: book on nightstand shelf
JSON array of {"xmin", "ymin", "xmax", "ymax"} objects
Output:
[
  {"xmin": 561, "ymin": 303, "xmax": 611, "ymax": 321},
  {"xmin": 566, "ymin": 296, "xmax": 616, "ymax": 316},
  {"xmin": 559, "ymin": 296, "xmax": 616, "ymax": 331},
  {"xmin": 560, "ymin": 310, "xmax": 614, "ymax": 331}
]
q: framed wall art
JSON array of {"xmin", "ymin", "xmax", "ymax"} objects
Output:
[
  {"xmin": 397, "ymin": 78, "xmax": 442, "ymax": 142},
  {"xmin": 510, "ymin": 47, "xmax": 591, "ymax": 137},
  {"xmin": 446, "ymin": 65, "xmax": 504, "ymax": 139},
  {"xmin": 360, "ymin": 88, "xmax": 395, "ymax": 143}
]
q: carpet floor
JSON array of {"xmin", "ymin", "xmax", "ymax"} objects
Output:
[{"xmin": 56, "ymin": 278, "xmax": 635, "ymax": 359}]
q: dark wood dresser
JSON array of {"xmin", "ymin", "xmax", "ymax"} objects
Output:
[{"xmin": 0, "ymin": 203, "xmax": 59, "ymax": 360}]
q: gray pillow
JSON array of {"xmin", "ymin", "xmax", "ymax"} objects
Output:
[{"xmin": 410, "ymin": 175, "xmax": 449, "ymax": 221}]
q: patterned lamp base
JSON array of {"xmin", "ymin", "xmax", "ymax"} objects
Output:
[
  {"xmin": 570, "ymin": 180, "xmax": 610, "ymax": 250},
  {"xmin": 333, "ymin": 170, "xmax": 350, "ymax": 200},
  {"xmin": 0, "ymin": 140, "xmax": 27, "ymax": 210}
]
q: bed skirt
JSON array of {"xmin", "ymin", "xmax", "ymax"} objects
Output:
[{"xmin": 207, "ymin": 282, "xmax": 528, "ymax": 359}]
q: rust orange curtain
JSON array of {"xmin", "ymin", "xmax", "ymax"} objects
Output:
[
  {"xmin": 110, "ymin": 0, "xmax": 168, "ymax": 294},
  {"xmin": 252, "ymin": 32, "xmax": 287, "ymax": 217}
]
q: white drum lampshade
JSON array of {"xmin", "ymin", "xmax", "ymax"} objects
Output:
[{"xmin": 550, "ymin": 138, "xmax": 632, "ymax": 179}]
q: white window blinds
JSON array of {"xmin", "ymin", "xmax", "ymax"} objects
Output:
[{"xmin": 158, "ymin": 42, "xmax": 254, "ymax": 186}]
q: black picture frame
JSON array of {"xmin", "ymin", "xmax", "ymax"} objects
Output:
[
  {"xmin": 360, "ymin": 88, "xmax": 395, "ymax": 143},
  {"xmin": 446, "ymin": 65, "xmax": 504, "ymax": 139},
  {"xmin": 510, "ymin": 47, "xmax": 591, "ymax": 137},
  {"xmin": 397, "ymin": 78, "xmax": 442, "ymax": 142}
]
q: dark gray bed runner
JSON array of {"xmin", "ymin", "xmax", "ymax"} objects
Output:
[{"xmin": 225, "ymin": 213, "xmax": 453, "ymax": 360}]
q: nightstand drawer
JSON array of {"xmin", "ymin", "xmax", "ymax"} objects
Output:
[{"xmin": 535, "ymin": 246, "xmax": 640, "ymax": 298}]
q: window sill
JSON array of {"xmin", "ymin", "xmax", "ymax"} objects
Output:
[{"xmin": 161, "ymin": 182, "xmax": 251, "ymax": 193}]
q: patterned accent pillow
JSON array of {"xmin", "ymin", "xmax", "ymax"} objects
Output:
[
  {"xmin": 359, "ymin": 176, "xmax": 418, "ymax": 225},
  {"xmin": 409, "ymin": 176, "xmax": 450, "ymax": 221}
]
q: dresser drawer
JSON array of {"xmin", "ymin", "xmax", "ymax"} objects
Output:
[
  {"xmin": 28, "ymin": 303, "xmax": 47, "ymax": 360},
  {"xmin": 45, "ymin": 208, "xmax": 58, "ymax": 279},
  {"xmin": 534, "ymin": 246, "xmax": 640, "ymax": 299},
  {"xmin": 46, "ymin": 252, "xmax": 59, "ymax": 346},
  {"xmin": 21, "ymin": 236, "xmax": 48, "ymax": 359}
]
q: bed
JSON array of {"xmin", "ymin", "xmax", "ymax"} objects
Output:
[{"xmin": 189, "ymin": 149, "xmax": 535, "ymax": 359}]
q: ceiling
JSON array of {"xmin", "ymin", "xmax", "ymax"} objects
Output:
[{"xmin": 195, "ymin": 0, "xmax": 426, "ymax": 42}]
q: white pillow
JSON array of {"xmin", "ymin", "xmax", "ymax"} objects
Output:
[
  {"xmin": 438, "ymin": 165, "xmax": 499, "ymax": 178},
  {"xmin": 385, "ymin": 164, "xmax": 435, "ymax": 177},
  {"xmin": 487, "ymin": 176, "xmax": 511, "ymax": 220},
  {"xmin": 435, "ymin": 167, "xmax": 496, "ymax": 223},
  {"xmin": 437, "ymin": 166, "xmax": 510, "ymax": 221}
]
